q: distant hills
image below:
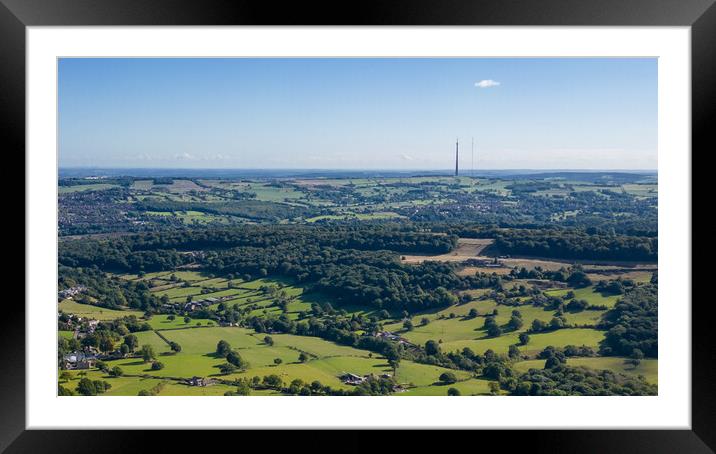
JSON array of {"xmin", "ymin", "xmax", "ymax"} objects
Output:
[{"xmin": 59, "ymin": 168, "xmax": 657, "ymax": 183}]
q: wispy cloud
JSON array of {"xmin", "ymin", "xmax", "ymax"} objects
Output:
[
  {"xmin": 134, "ymin": 153, "xmax": 154, "ymax": 161},
  {"xmin": 475, "ymin": 79, "xmax": 501, "ymax": 88},
  {"xmin": 400, "ymin": 153, "xmax": 414, "ymax": 161},
  {"xmin": 174, "ymin": 152, "xmax": 197, "ymax": 160}
]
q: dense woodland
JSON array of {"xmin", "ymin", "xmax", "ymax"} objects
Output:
[
  {"xmin": 58, "ymin": 222, "xmax": 660, "ymax": 314},
  {"xmin": 60, "ymin": 226, "xmax": 469, "ymax": 311},
  {"xmin": 511, "ymin": 365, "xmax": 656, "ymax": 396},
  {"xmin": 446, "ymin": 226, "xmax": 657, "ymax": 262},
  {"xmin": 599, "ymin": 284, "xmax": 658, "ymax": 358}
]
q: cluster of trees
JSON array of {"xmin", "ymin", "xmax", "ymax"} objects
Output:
[
  {"xmin": 206, "ymin": 244, "xmax": 489, "ymax": 312},
  {"xmin": 215, "ymin": 340, "xmax": 249, "ymax": 373},
  {"xmin": 509, "ymin": 365, "xmax": 657, "ymax": 396},
  {"xmin": 599, "ymin": 284, "xmax": 658, "ymax": 358},
  {"xmin": 594, "ymin": 278, "xmax": 637, "ymax": 295},
  {"xmin": 225, "ymin": 374, "xmax": 396, "ymax": 396},
  {"xmin": 448, "ymin": 224, "xmax": 657, "ymax": 261},
  {"xmin": 509, "ymin": 265, "xmax": 593, "ymax": 288},
  {"xmin": 138, "ymin": 382, "xmax": 167, "ymax": 396},
  {"xmin": 125, "ymin": 224, "xmax": 457, "ymax": 255},
  {"xmin": 412, "ymin": 338, "xmax": 514, "ymax": 377},
  {"xmin": 59, "ymin": 225, "xmax": 457, "ymax": 270},
  {"xmin": 529, "ymin": 316, "xmax": 568, "ymax": 333},
  {"xmin": 271, "ymin": 250, "xmax": 460, "ymax": 311},
  {"xmin": 66, "ymin": 377, "xmax": 113, "ymax": 396},
  {"xmin": 538, "ymin": 345, "xmax": 597, "ymax": 361},
  {"xmin": 59, "ymin": 177, "xmax": 134, "ymax": 187},
  {"xmin": 250, "ymin": 313, "xmax": 402, "ymax": 362},
  {"xmin": 59, "ymin": 266, "xmax": 161, "ymax": 311},
  {"xmin": 493, "ymin": 229, "xmax": 657, "ymax": 262}
]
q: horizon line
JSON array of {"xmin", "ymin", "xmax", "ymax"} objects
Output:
[{"xmin": 58, "ymin": 167, "xmax": 658, "ymax": 172}]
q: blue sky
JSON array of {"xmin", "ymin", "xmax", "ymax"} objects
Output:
[{"xmin": 58, "ymin": 58, "xmax": 657, "ymax": 170}]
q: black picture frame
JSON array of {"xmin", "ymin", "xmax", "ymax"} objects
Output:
[{"xmin": 4, "ymin": 0, "xmax": 711, "ymax": 451}]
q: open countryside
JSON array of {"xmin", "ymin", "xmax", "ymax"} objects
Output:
[{"xmin": 58, "ymin": 171, "xmax": 658, "ymax": 397}]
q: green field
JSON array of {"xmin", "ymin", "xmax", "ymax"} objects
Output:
[
  {"xmin": 544, "ymin": 286, "xmax": 621, "ymax": 308},
  {"xmin": 60, "ymin": 370, "xmax": 166, "ymax": 396},
  {"xmin": 306, "ymin": 212, "xmax": 405, "ymax": 223},
  {"xmin": 133, "ymin": 330, "xmax": 171, "ymax": 352},
  {"xmin": 162, "ymin": 327, "xmax": 260, "ymax": 352},
  {"xmin": 238, "ymin": 356, "xmax": 386, "ymax": 390},
  {"xmin": 65, "ymin": 320, "xmax": 499, "ymax": 394},
  {"xmin": 147, "ymin": 314, "xmax": 200, "ymax": 330},
  {"xmin": 383, "ymin": 297, "xmax": 593, "ymax": 350},
  {"xmin": 442, "ymin": 328, "xmax": 605, "ymax": 356},
  {"xmin": 399, "ymin": 378, "xmax": 496, "ymax": 396},
  {"xmin": 568, "ymin": 357, "xmax": 658, "ymax": 384},
  {"xmin": 170, "ymin": 271, "xmax": 212, "ymax": 282},
  {"xmin": 59, "ymin": 183, "xmax": 118, "ymax": 194},
  {"xmin": 58, "ymin": 300, "xmax": 144, "ymax": 321}
]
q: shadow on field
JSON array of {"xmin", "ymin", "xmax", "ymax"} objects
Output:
[{"xmin": 121, "ymin": 360, "xmax": 146, "ymax": 366}]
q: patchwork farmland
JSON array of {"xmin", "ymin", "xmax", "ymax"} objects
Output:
[{"xmin": 58, "ymin": 172, "xmax": 658, "ymax": 396}]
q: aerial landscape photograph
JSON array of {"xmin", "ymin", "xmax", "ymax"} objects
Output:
[{"xmin": 57, "ymin": 57, "xmax": 658, "ymax": 397}]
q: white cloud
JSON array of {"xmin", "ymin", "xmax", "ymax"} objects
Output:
[
  {"xmin": 400, "ymin": 153, "xmax": 414, "ymax": 161},
  {"xmin": 174, "ymin": 152, "xmax": 197, "ymax": 160},
  {"xmin": 475, "ymin": 79, "xmax": 501, "ymax": 88}
]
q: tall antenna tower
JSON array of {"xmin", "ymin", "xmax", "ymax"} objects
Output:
[
  {"xmin": 455, "ymin": 138, "xmax": 459, "ymax": 176},
  {"xmin": 471, "ymin": 137, "xmax": 474, "ymax": 179}
]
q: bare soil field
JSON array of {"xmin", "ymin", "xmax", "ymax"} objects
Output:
[
  {"xmin": 164, "ymin": 179, "xmax": 207, "ymax": 193},
  {"xmin": 403, "ymin": 238, "xmax": 657, "ymax": 277},
  {"xmin": 586, "ymin": 270, "xmax": 655, "ymax": 283},
  {"xmin": 292, "ymin": 178, "xmax": 350, "ymax": 188},
  {"xmin": 401, "ymin": 238, "xmax": 494, "ymax": 264},
  {"xmin": 477, "ymin": 256, "xmax": 657, "ymax": 273},
  {"xmin": 456, "ymin": 266, "xmax": 513, "ymax": 276}
]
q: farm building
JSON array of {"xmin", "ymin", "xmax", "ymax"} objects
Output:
[
  {"xmin": 187, "ymin": 376, "xmax": 216, "ymax": 387},
  {"xmin": 374, "ymin": 331, "xmax": 401, "ymax": 341},
  {"xmin": 58, "ymin": 285, "xmax": 87, "ymax": 299},
  {"xmin": 339, "ymin": 373, "xmax": 367, "ymax": 385},
  {"xmin": 62, "ymin": 351, "xmax": 97, "ymax": 370},
  {"xmin": 373, "ymin": 331, "xmax": 415, "ymax": 347},
  {"xmin": 184, "ymin": 299, "xmax": 219, "ymax": 311},
  {"xmin": 86, "ymin": 319, "xmax": 99, "ymax": 333}
]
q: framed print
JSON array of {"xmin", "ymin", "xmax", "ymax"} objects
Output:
[{"xmin": 5, "ymin": 0, "xmax": 713, "ymax": 451}]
